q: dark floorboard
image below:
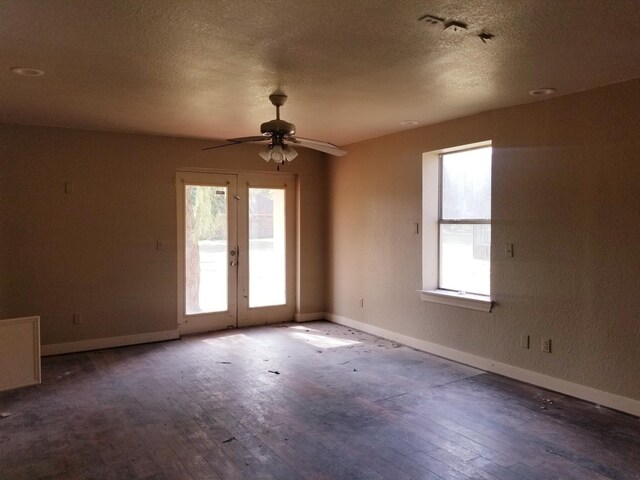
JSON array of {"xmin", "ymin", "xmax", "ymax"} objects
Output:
[{"xmin": 1, "ymin": 321, "xmax": 639, "ymax": 479}]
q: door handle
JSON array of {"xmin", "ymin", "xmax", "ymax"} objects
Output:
[{"xmin": 230, "ymin": 261, "xmax": 238, "ymax": 266}]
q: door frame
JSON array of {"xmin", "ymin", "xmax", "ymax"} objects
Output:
[{"xmin": 176, "ymin": 169, "xmax": 297, "ymax": 334}]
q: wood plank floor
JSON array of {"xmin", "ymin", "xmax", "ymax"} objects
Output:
[{"xmin": 1, "ymin": 321, "xmax": 639, "ymax": 479}]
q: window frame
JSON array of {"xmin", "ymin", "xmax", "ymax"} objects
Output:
[{"xmin": 437, "ymin": 146, "xmax": 492, "ymax": 297}]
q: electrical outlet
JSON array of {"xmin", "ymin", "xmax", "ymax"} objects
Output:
[
  {"xmin": 73, "ymin": 313, "xmax": 83, "ymax": 325},
  {"xmin": 541, "ymin": 338, "xmax": 551, "ymax": 353},
  {"xmin": 359, "ymin": 298, "xmax": 364, "ymax": 308},
  {"xmin": 520, "ymin": 334, "xmax": 529, "ymax": 349}
]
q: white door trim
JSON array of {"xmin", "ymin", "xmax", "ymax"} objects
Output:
[{"xmin": 176, "ymin": 171, "xmax": 297, "ymax": 334}]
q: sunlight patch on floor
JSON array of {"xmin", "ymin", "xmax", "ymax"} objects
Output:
[
  {"xmin": 202, "ymin": 333, "xmax": 252, "ymax": 346},
  {"xmin": 288, "ymin": 325, "xmax": 322, "ymax": 332},
  {"xmin": 290, "ymin": 331, "xmax": 361, "ymax": 349}
]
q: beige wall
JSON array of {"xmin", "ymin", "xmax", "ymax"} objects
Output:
[
  {"xmin": 328, "ymin": 78, "xmax": 640, "ymax": 401},
  {"xmin": 0, "ymin": 124, "xmax": 327, "ymax": 345}
]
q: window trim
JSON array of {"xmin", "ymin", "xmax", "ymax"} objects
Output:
[{"xmin": 419, "ymin": 289, "xmax": 493, "ymax": 312}]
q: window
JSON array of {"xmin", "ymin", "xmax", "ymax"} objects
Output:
[
  {"xmin": 439, "ymin": 147, "xmax": 492, "ymax": 296},
  {"xmin": 420, "ymin": 142, "xmax": 492, "ymax": 312}
]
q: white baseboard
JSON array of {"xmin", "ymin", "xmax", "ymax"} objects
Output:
[
  {"xmin": 326, "ymin": 313, "xmax": 640, "ymax": 418},
  {"xmin": 41, "ymin": 329, "xmax": 180, "ymax": 356},
  {"xmin": 294, "ymin": 312, "xmax": 326, "ymax": 322}
]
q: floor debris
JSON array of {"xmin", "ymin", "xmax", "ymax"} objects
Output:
[
  {"xmin": 222, "ymin": 437, "xmax": 236, "ymax": 443},
  {"xmin": 219, "ymin": 361, "xmax": 232, "ymax": 364},
  {"xmin": 0, "ymin": 412, "xmax": 10, "ymax": 419},
  {"xmin": 268, "ymin": 370, "xmax": 280, "ymax": 375}
]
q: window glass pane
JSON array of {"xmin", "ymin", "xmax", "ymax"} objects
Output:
[
  {"xmin": 440, "ymin": 224, "xmax": 490, "ymax": 295},
  {"xmin": 442, "ymin": 147, "xmax": 492, "ymax": 219},
  {"xmin": 249, "ymin": 188, "xmax": 286, "ymax": 308},
  {"xmin": 185, "ymin": 185, "xmax": 228, "ymax": 314}
]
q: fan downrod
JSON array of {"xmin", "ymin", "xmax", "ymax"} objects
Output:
[{"xmin": 261, "ymin": 92, "xmax": 295, "ymax": 135}]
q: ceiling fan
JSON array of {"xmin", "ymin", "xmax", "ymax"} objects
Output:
[{"xmin": 203, "ymin": 92, "xmax": 347, "ymax": 165}]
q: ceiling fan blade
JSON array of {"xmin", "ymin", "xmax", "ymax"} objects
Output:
[
  {"xmin": 286, "ymin": 136, "xmax": 347, "ymax": 156},
  {"xmin": 228, "ymin": 135, "xmax": 270, "ymax": 142},
  {"xmin": 202, "ymin": 136, "xmax": 269, "ymax": 151}
]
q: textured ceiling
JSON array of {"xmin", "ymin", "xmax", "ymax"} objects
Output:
[{"xmin": 1, "ymin": 0, "xmax": 640, "ymax": 146}]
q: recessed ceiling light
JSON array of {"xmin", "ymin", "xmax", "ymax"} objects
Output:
[
  {"xmin": 401, "ymin": 120, "xmax": 419, "ymax": 126},
  {"xmin": 10, "ymin": 67, "xmax": 45, "ymax": 77},
  {"xmin": 529, "ymin": 87, "xmax": 556, "ymax": 96}
]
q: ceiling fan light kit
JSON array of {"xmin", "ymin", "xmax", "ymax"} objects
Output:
[
  {"xmin": 259, "ymin": 144, "xmax": 298, "ymax": 164},
  {"xmin": 203, "ymin": 92, "xmax": 346, "ymax": 166}
]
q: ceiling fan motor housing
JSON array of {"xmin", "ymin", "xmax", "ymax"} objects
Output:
[
  {"xmin": 260, "ymin": 119, "xmax": 296, "ymax": 136},
  {"xmin": 202, "ymin": 92, "xmax": 346, "ymax": 157}
]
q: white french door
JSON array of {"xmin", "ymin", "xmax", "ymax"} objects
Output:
[{"xmin": 177, "ymin": 171, "xmax": 296, "ymax": 334}]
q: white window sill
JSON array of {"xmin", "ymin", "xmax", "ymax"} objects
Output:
[{"xmin": 419, "ymin": 289, "xmax": 493, "ymax": 312}]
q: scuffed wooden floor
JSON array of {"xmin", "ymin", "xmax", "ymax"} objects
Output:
[{"xmin": 1, "ymin": 321, "xmax": 639, "ymax": 479}]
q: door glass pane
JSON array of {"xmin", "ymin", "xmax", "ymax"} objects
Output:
[
  {"xmin": 442, "ymin": 147, "xmax": 492, "ymax": 219},
  {"xmin": 249, "ymin": 188, "xmax": 286, "ymax": 307},
  {"xmin": 185, "ymin": 185, "xmax": 228, "ymax": 314},
  {"xmin": 439, "ymin": 223, "xmax": 490, "ymax": 295}
]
